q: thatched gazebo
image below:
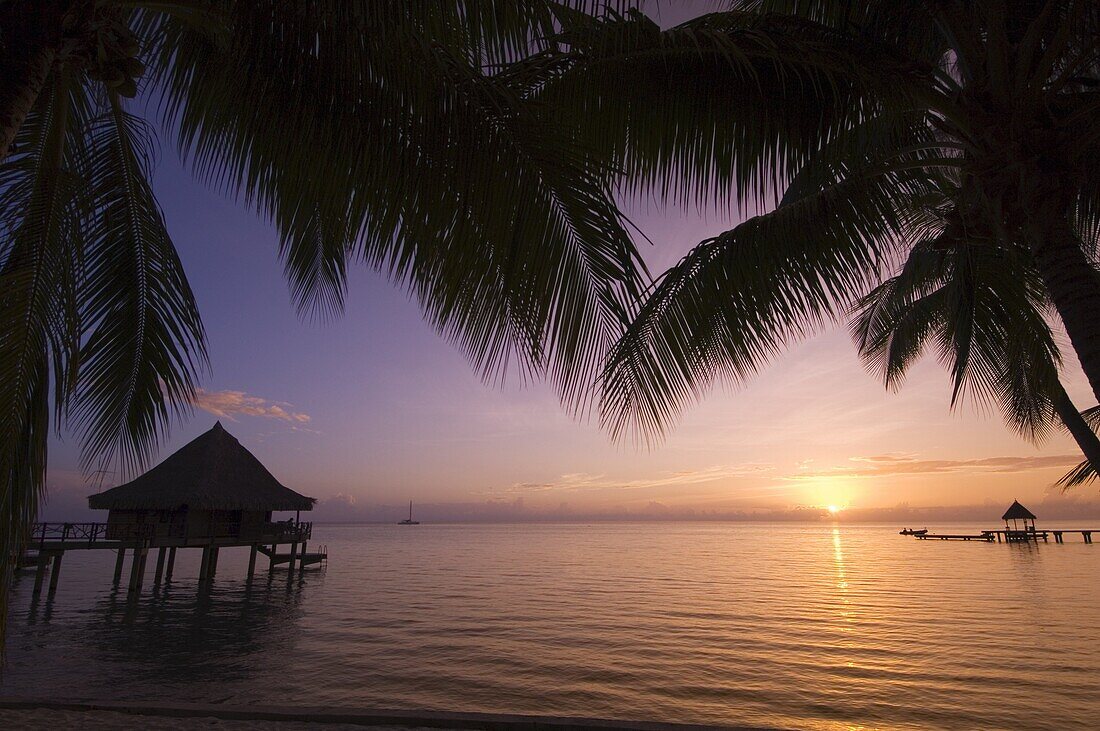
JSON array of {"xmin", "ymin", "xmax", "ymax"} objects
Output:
[
  {"xmin": 88, "ymin": 422, "xmax": 322, "ymax": 592},
  {"xmin": 1002, "ymin": 499, "xmax": 1037, "ymax": 540}
]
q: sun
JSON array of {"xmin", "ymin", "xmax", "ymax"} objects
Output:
[{"xmin": 827, "ymin": 505, "xmax": 841, "ymax": 515}]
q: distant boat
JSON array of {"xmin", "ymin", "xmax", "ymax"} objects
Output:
[
  {"xmin": 398, "ymin": 501, "xmax": 420, "ymax": 525},
  {"xmin": 899, "ymin": 528, "xmax": 927, "ymax": 535}
]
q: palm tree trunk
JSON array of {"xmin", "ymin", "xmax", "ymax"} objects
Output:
[
  {"xmin": 1030, "ymin": 217, "xmax": 1100, "ymax": 404},
  {"xmin": 0, "ymin": 1, "xmax": 67, "ymax": 163},
  {"xmin": 1051, "ymin": 383, "xmax": 1100, "ymax": 472}
]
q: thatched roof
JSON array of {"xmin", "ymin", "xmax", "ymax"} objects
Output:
[
  {"xmin": 1002, "ymin": 500, "xmax": 1036, "ymax": 521},
  {"xmin": 88, "ymin": 422, "xmax": 315, "ymax": 512}
]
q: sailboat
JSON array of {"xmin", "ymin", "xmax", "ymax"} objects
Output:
[{"xmin": 398, "ymin": 500, "xmax": 419, "ymax": 525}]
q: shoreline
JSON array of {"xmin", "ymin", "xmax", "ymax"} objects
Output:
[{"xmin": 0, "ymin": 698, "xmax": 776, "ymax": 731}]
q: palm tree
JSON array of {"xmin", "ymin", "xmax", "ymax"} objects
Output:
[
  {"xmin": 512, "ymin": 3, "xmax": 1100, "ymax": 443},
  {"xmin": 851, "ymin": 234, "xmax": 1100, "ymax": 477},
  {"xmin": 0, "ymin": 1, "xmax": 644, "ymax": 647}
]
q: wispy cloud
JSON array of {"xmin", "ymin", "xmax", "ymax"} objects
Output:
[
  {"xmin": 498, "ymin": 463, "xmax": 775, "ymax": 494},
  {"xmin": 488, "ymin": 450, "xmax": 1081, "ymax": 501},
  {"xmin": 790, "ymin": 453, "xmax": 1080, "ymax": 479},
  {"xmin": 192, "ymin": 388, "xmax": 311, "ymax": 424}
]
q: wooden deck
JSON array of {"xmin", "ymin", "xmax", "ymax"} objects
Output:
[
  {"xmin": 18, "ymin": 522, "xmax": 327, "ymax": 601},
  {"xmin": 981, "ymin": 529, "xmax": 1050, "ymax": 543},
  {"xmin": 256, "ymin": 543, "xmax": 328, "ymax": 569},
  {"xmin": 23, "ymin": 520, "xmax": 314, "ymax": 552},
  {"xmin": 910, "ymin": 528, "xmax": 1096, "ymax": 544},
  {"xmin": 1052, "ymin": 530, "xmax": 1094, "ymax": 544}
]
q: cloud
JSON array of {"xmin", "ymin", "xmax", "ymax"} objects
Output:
[
  {"xmin": 484, "ymin": 451, "xmax": 1081, "ymax": 503},
  {"xmin": 192, "ymin": 388, "xmax": 311, "ymax": 424},
  {"xmin": 497, "ymin": 463, "xmax": 775, "ymax": 494},
  {"xmin": 790, "ymin": 453, "xmax": 1081, "ymax": 479},
  {"xmin": 328, "ymin": 492, "xmax": 357, "ymax": 506}
]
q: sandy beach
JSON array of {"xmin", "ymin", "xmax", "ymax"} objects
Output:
[
  {"xmin": 2, "ymin": 708, "xmax": 424, "ymax": 730},
  {"xmin": 0, "ymin": 700, "xmax": 745, "ymax": 731}
]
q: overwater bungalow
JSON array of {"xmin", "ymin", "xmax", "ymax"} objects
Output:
[{"xmin": 26, "ymin": 422, "xmax": 325, "ymax": 598}]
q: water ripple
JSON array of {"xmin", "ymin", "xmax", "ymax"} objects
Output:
[{"xmin": 4, "ymin": 522, "xmax": 1100, "ymax": 730}]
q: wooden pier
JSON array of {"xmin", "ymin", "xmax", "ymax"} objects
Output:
[
  {"xmin": 911, "ymin": 529, "xmax": 1096, "ymax": 543},
  {"xmin": 982, "ymin": 529, "xmax": 1050, "ymax": 543},
  {"xmin": 905, "ymin": 500, "xmax": 1096, "ymax": 547},
  {"xmin": 18, "ymin": 520, "xmax": 327, "ymax": 601},
  {"xmin": 1052, "ymin": 530, "xmax": 1093, "ymax": 544}
]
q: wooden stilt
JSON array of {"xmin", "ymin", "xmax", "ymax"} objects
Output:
[
  {"xmin": 198, "ymin": 545, "xmax": 211, "ymax": 581},
  {"xmin": 32, "ymin": 553, "xmax": 49, "ymax": 596},
  {"xmin": 208, "ymin": 546, "xmax": 220, "ymax": 579},
  {"xmin": 139, "ymin": 547, "xmax": 150, "ymax": 590},
  {"xmin": 288, "ymin": 541, "xmax": 298, "ymax": 573},
  {"xmin": 48, "ymin": 553, "xmax": 63, "ymax": 593},
  {"xmin": 165, "ymin": 547, "xmax": 177, "ymax": 582},
  {"xmin": 153, "ymin": 547, "xmax": 167, "ymax": 585},
  {"xmin": 128, "ymin": 546, "xmax": 148, "ymax": 595},
  {"xmin": 268, "ymin": 543, "xmax": 276, "ymax": 571},
  {"xmin": 113, "ymin": 548, "xmax": 127, "ymax": 584},
  {"xmin": 247, "ymin": 544, "xmax": 257, "ymax": 578},
  {"xmin": 127, "ymin": 552, "xmax": 139, "ymax": 592}
]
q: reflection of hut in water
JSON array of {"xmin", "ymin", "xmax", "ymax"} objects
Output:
[
  {"xmin": 1002, "ymin": 500, "xmax": 1037, "ymax": 541},
  {"xmin": 82, "ymin": 422, "xmax": 325, "ymax": 594},
  {"xmin": 85, "ymin": 578, "xmax": 311, "ymax": 685}
]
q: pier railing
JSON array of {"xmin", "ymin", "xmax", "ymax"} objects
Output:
[
  {"xmin": 262, "ymin": 521, "xmax": 312, "ymax": 542},
  {"xmin": 26, "ymin": 522, "xmax": 142, "ymax": 549},
  {"xmin": 28, "ymin": 520, "xmax": 312, "ymax": 549}
]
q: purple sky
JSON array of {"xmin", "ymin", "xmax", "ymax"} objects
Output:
[
  {"xmin": 40, "ymin": 145, "xmax": 1099, "ymax": 523},
  {"xmin": 39, "ymin": 2, "xmax": 1100, "ymax": 522}
]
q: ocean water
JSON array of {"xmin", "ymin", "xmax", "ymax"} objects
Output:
[{"xmin": 3, "ymin": 522, "xmax": 1099, "ymax": 730}]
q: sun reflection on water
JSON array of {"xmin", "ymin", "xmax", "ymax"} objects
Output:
[{"xmin": 832, "ymin": 527, "xmax": 854, "ymax": 632}]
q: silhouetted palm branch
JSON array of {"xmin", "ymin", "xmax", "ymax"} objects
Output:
[
  {"xmin": 601, "ymin": 161, "xmax": 941, "ymax": 443},
  {"xmin": 523, "ymin": 2, "xmax": 1100, "ymax": 454}
]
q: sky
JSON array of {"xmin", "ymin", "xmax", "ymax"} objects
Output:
[
  {"xmin": 39, "ymin": 145, "xmax": 1100, "ymax": 523},
  {"xmin": 38, "ymin": 3, "xmax": 1100, "ymax": 523}
]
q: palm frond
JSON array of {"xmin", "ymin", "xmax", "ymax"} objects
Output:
[
  {"xmin": 1057, "ymin": 459, "xmax": 1097, "ymax": 488},
  {"xmin": 851, "ymin": 240, "xmax": 952, "ymax": 390},
  {"xmin": 1057, "ymin": 401, "xmax": 1100, "ymax": 491},
  {"xmin": 523, "ymin": 5, "xmax": 942, "ymax": 210},
  {"xmin": 733, "ymin": 1, "xmax": 951, "ymax": 74},
  {"xmin": 600, "ymin": 163, "xmax": 927, "ymax": 443},
  {"xmin": 853, "ymin": 231, "xmax": 1065, "ymax": 442},
  {"xmin": 146, "ymin": 1, "xmax": 645, "ymax": 412},
  {"xmin": 0, "ymin": 66, "xmax": 85, "ymax": 652},
  {"xmin": 72, "ymin": 92, "xmax": 207, "ymax": 480}
]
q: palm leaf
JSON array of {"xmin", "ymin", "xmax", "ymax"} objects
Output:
[
  {"xmin": 521, "ymin": 5, "xmax": 943, "ymax": 211},
  {"xmin": 0, "ymin": 67, "xmax": 85, "ymax": 651},
  {"xmin": 853, "ymin": 235, "xmax": 1065, "ymax": 442},
  {"xmin": 1059, "ymin": 405, "xmax": 1100, "ymax": 488},
  {"xmin": 72, "ymin": 91, "xmax": 207, "ymax": 480},
  {"xmin": 146, "ymin": 1, "xmax": 645, "ymax": 411},
  {"xmin": 599, "ymin": 162, "xmax": 932, "ymax": 443}
]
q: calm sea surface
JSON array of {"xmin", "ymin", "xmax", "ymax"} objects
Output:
[{"xmin": 3, "ymin": 522, "xmax": 1099, "ymax": 730}]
